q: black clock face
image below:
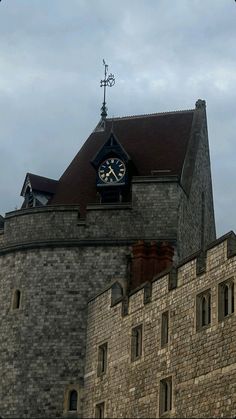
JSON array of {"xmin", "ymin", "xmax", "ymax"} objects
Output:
[{"xmin": 98, "ymin": 158, "xmax": 126, "ymax": 184}]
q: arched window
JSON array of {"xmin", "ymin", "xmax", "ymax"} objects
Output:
[
  {"xmin": 160, "ymin": 377, "xmax": 172, "ymax": 415},
  {"xmin": 69, "ymin": 390, "xmax": 78, "ymax": 411},
  {"xmin": 201, "ymin": 293, "xmax": 211, "ymax": 327},
  {"xmin": 12, "ymin": 289, "xmax": 21, "ymax": 309},
  {"xmin": 196, "ymin": 289, "xmax": 211, "ymax": 330},
  {"xmin": 219, "ymin": 279, "xmax": 235, "ymax": 320}
]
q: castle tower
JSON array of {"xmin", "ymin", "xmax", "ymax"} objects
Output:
[{"xmin": 0, "ymin": 99, "xmax": 215, "ymax": 417}]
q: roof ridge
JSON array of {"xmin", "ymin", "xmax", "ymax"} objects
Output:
[
  {"xmin": 27, "ymin": 172, "xmax": 58, "ymax": 182},
  {"xmin": 107, "ymin": 109, "xmax": 195, "ymax": 121}
]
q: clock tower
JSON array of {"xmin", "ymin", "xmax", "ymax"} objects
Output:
[
  {"xmin": 0, "ymin": 98, "xmax": 217, "ymax": 418},
  {"xmin": 91, "ymin": 131, "xmax": 134, "ymax": 203}
]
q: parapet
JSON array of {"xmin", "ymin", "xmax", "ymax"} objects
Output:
[
  {"xmin": 0, "ymin": 205, "xmax": 81, "ymax": 251},
  {"xmin": 0, "ymin": 177, "xmax": 181, "ymax": 253},
  {"xmin": 88, "ymin": 231, "xmax": 236, "ymax": 316}
]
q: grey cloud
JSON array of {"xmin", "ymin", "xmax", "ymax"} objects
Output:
[{"xmin": 0, "ymin": 0, "xmax": 235, "ymax": 237}]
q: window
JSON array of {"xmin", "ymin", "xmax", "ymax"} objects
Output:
[
  {"xmin": 95, "ymin": 402, "xmax": 105, "ymax": 419},
  {"xmin": 219, "ymin": 279, "xmax": 234, "ymax": 320},
  {"xmin": 196, "ymin": 290, "xmax": 211, "ymax": 330},
  {"xmin": 25, "ymin": 186, "xmax": 34, "ymax": 208},
  {"xmin": 97, "ymin": 343, "xmax": 108, "ymax": 376},
  {"xmin": 69, "ymin": 390, "xmax": 78, "ymax": 411},
  {"xmin": 161, "ymin": 311, "xmax": 169, "ymax": 347},
  {"xmin": 12, "ymin": 289, "xmax": 21, "ymax": 309},
  {"xmin": 131, "ymin": 324, "xmax": 142, "ymax": 361},
  {"xmin": 160, "ymin": 377, "xmax": 172, "ymax": 416}
]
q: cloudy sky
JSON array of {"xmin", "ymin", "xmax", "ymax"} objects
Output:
[{"xmin": 0, "ymin": 0, "xmax": 235, "ymax": 237}]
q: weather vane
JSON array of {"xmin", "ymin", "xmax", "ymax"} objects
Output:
[{"xmin": 100, "ymin": 59, "xmax": 115, "ymax": 120}]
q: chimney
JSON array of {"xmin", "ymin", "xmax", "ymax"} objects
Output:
[{"xmin": 130, "ymin": 240, "xmax": 174, "ymax": 291}]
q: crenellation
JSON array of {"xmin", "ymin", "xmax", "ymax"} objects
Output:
[{"xmin": 84, "ymin": 236, "xmax": 236, "ymax": 417}]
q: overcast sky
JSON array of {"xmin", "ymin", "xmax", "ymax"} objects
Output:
[{"xmin": 0, "ymin": 0, "xmax": 235, "ymax": 237}]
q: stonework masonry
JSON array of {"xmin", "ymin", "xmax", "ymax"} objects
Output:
[
  {"xmin": 0, "ymin": 245, "xmax": 129, "ymax": 417},
  {"xmin": 0, "ymin": 173, "xmax": 214, "ymax": 418},
  {"xmin": 178, "ymin": 114, "xmax": 215, "ymax": 259},
  {"xmin": 0, "ymin": 101, "xmax": 219, "ymax": 418},
  {"xmin": 84, "ymin": 233, "xmax": 236, "ymax": 418}
]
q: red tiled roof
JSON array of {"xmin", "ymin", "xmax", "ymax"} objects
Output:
[{"xmin": 50, "ymin": 110, "xmax": 194, "ymax": 215}]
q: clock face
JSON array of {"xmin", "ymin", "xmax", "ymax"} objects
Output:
[{"xmin": 98, "ymin": 158, "xmax": 126, "ymax": 184}]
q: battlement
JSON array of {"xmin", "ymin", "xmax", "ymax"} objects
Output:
[
  {"xmin": 84, "ymin": 231, "xmax": 236, "ymax": 417},
  {"xmin": 88, "ymin": 231, "xmax": 236, "ymax": 310}
]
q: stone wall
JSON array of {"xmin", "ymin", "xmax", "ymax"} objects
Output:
[
  {"xmin": 178, "ymin": 107, "xmax": 216, "ymax": 260},
  {"xmin": 0, "ymin": 181, "xmax": 181, "ymax": 417},
  {"xmin": 84, "ymin": 233, "xmax": 236, "ymax": 418},
  {"xmin": 2, "ymin": 206, "xmax": 81, "ymax": 246},
  {"xmin": 1, "ymin": 180, "xmax": 181, "ymax": 247},
  {"xmin": 0, "ymin": 180, "xmax": 180, "ymax": 418},
  {"xmin": 0, "ymin": 245, "xmax": 129, "ymax": 418}
]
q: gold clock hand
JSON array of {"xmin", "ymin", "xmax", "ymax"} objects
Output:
[
  {"xmin": 105, "ymin": 167, "xmax": 112, "ymax": 177},
  {"xmin": 109, "ymin": 166, "xmax": 119, "ymax": 181}
]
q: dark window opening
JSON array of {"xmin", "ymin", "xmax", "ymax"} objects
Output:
[
  {"xmin": 224, "ymin": 285, "xmax": 229, "ymax": 316},
  {"xmin": 160, "ymin": 377, "xmax": 172, "ymax": 415},
  {"xmin": 161, "ymin": 311, "xmax": 169, "ymax": 347},
  {"xmin": 219, "ymin": 280, "xmax": 234, "ymax": 320},
  {"xmin": 100, "ymin": 189, "xmax": 122, "ymax": 203},
  {"xmin": 69, "ymin": 390, "xmax": 78, "ymax": 411},
  {"xmin": 196, "ymin": 290, "xmax": 211, "ymax": 330},
  {"xmin": 97, "ymin": 343, "xmax": 108, "ymax": 376},
  {"xmin": 202, "ymin": 296, "xmax": 207, "ymax": 326},
  {"xmin": 13, "ymin": 289, "xmax": 21, "ymax": 309},
  {"xmin": 95, "ymin": 402, "xmax": 105, "ymax": 419},
  {"xmin": 131, "ymin": 324, "xmax": 142, "ymax": 361}
]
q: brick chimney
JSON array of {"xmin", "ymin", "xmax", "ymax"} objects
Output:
[{"xmin": 130, "ymin": 240, "xmax": 174, "ymax": 291}]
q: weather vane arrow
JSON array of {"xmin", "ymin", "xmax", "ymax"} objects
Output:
[{"xmin": 100, "ymin": 60, "xmax": 115, "ymax": 120}]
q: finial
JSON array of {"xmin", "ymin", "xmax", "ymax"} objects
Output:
[
  {"xmin": 195, "ymin": 99, "xmax": 206, "ymax": 109},
  {"xmin": 100, "ymin": 59, "xmax": 115, "ymax": 120}
]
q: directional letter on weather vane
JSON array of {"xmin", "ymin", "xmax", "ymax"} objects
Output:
[{"xmin": 100, "ymin": 59, "xmax": 115, "ymax": 119}]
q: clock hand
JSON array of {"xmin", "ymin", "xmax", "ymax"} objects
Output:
[
  {"xmin": 104, "ymin": 168, "xmax": 113, "ymax": 181},
  {"xmin": 108, "ymin": 166, "xmax": 119, "ymax": 181},
  {"xmin": 105, "ymin": 167, "xmax": 113, "ymax": 177}
]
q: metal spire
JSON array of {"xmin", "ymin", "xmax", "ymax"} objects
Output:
[{"xmin": 100, "ymin": 59, "xmax": 115, "ymax": 120}]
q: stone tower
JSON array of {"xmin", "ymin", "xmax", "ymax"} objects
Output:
[{"xmin": 0, "ymin": 99, "xmax": 215, "ymax": 417}]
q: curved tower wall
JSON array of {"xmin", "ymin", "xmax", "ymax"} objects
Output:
[
  {"xmin": 0, "ymin": 167, "xmax": 214, "ymax": 417},
  {"xmin": 0, "ymin": 246, "xmax": 129, "ymax": 417},
  {"xmin": 0, "ymin": 209, "xmax": 131, "ymax": 417}
]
